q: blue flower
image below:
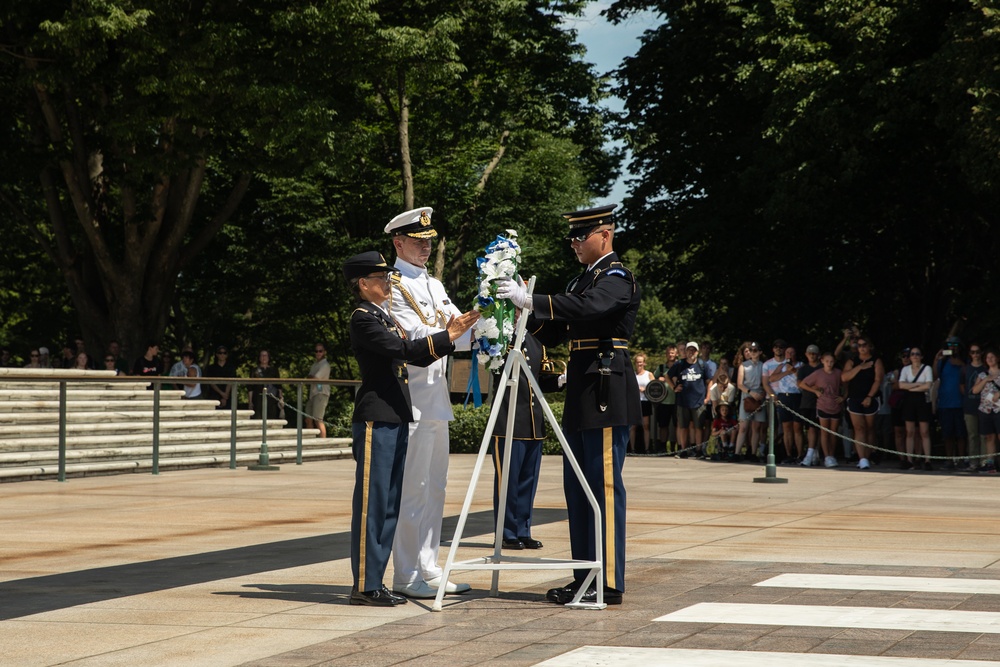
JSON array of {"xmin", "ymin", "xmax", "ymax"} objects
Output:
[{"xmin": 474, "ymin": 229, "xmax": 521, "ymax": 373}]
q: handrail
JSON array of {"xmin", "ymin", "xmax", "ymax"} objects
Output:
[{"xmin": 0, "ymin": 371, "xmax": 359, "ymax": 481}]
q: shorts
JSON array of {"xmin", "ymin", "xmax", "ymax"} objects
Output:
[
  {"xmin": 641, "ymin": 401, "xmax": 652, "ymax": 417},
  {"xmin": 847, "ymin": 395, "xmax": 880, "ymax": 416},
  {"xmin": 817, "ymin": 408, "xmax": 842, "ymax": 420},
  {"xmin": 775, "ymin": 393, "xmax": 801, "ymax": 424},
  {"xmin": 798, "ymin": 405, "xmax": 817, "ymax": 426},
  {"xmin": 937, "ymin": 407, "xmax": 966, "ymax": 438},
  {"xmin": 655, "ymin": 402, "xmax": 676, "ymax": 428},
  {"xmin": 307, "ymin": 393, "xmax": 330, "ymax": 421},
  {"xmin": 980, "ymin": 412, "xmax": 1000, "ymax": 436},
  {"xmin": 677, "ymin": 405, "xmax": 707, "ymax": 429},
  {"xmin": 901, "ymin": 392, "xmax": 932, "ymax": 423}
]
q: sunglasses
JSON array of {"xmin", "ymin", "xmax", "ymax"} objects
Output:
[
  {"xmin": 315, "ymin": 349, "xmax": 325, "ymax": 354},
  {"xmin": 31, "ymin": 353, "xmax": 39, "ymax": 357},
  {"xmin": 971, "ymin": 350, "xmax": 982, "ymax": 354},
  {"xmin": 363, "ymin": 273, "xmax": 392, "ymax": 283},
  {"xmin": 569, "ymin": 228, "xmax": 603, "ymax": 244},
  {"xmin": 105, "ymin": 357, "xmax": 115, "ymax": 362},
  {"xmin": 910, "ymin": 352, "xmax": 923, "ymax": 357}
]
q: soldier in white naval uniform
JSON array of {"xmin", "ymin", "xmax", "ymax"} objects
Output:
[{"xmin": 385, "ymin": 207, "xmax": 473, "ymax": 599}]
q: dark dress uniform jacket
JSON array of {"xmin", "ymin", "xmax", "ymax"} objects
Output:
[
  {"xmin": 349, "ymin": 302, "xmax": 454, "ymax": 423},
  {"xmin": 491, "ymin": 332, "xmax": 563, "ymax": 440},
  {"xmin": 528, "ymin": 252, "xmax": 642, "ymax": 431}
]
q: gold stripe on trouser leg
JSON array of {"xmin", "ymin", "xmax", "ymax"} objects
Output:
[
  {"xmin": 359, "ymin": 422, "xmax": 373, "ymax": 589},
  {"xmin": 492, "ymin": 436, "xmax": 502, "ymax": 494},
  {"xmin": 603, "ymin": 427, "xmax": 617, "ymax": 590}
]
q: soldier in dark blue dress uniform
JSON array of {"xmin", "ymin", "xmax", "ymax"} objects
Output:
[
  {"xmin": 343, "ymin": 251, "xmax": 479, "ymax": 606},
  {"xmin": 491, "ymin": 330, "xmax": 564, "ymax": 551},
  {"xmin": 498, "ymin": 205, "xmax": 641, "ymax": 605}
]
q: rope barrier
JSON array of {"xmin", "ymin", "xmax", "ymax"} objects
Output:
[
  {"xmin": 772, "ymin": 396, "xmax": 994, "ymax": 465},
  {"xmin": 637, "ymin": 396, "xmax": 993, "ymax": 470},
  {"xmin": 263, "ymin": 388, "xmax": 340, "ymax": 429},
  {"xmin": 270, "ymin": 389, "xmax": 993, "ymax": 470}
]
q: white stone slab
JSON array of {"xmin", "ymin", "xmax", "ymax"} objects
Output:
[
  {"xmin": 757, "ymin": 573, "xmax": 1000, "ymax": 595},
  {"xmin": 534, "ymin": 646, "xmax": 1000, "ymax": 666},
  {"xmin": 656, "ymin": 602, "xmax": 1000, "ymax": 633}
]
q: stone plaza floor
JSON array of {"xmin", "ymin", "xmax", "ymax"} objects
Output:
[{"xmin": 3, "ymin": 453, "xmax": 1000, "ymax": 666}]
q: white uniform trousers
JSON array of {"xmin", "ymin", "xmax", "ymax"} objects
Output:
[{"xmin": 392, "ymin": 419, "xmax": 450, "ymax": 585}]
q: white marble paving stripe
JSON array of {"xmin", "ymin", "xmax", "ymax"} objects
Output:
[
  {"xmin": 656, "ymin": 603, "xmax": 1000, "ymax": 633},
  {"xmin": 534, "ymin": 647, "xmax": 1000, "ymax": 666},
  {"xmin": 757, "ymin": 573, "xmax": 1000, "ymax": 595}
]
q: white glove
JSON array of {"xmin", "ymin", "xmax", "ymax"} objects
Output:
[
  {"xmin": 495, "ymin": 277, "xmax": 532, "ymax": 311},
  {"xmin": 558, "ymin": 373, "xmax": 567, "ymax": 388}
]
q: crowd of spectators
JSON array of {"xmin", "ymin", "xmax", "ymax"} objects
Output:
[
  {"xmin": 634, "ymin": 328, "xmax": 1000, "ymax": 474},
  {"xmin": 2, "ymin": 339, "xmax": 335, "ymax": 427}
]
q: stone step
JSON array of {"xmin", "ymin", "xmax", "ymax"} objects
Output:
[
  {"xmin": 0, "ymin": 409, "xmax": 255, "ymax": 424},
  {"xmin": 0, "ymin": 418, "xmax": 281, "ymax": 437},
  {"xmin": 0, "ymin": 368, "xmax": 117, "ymax": 378},
  {"xmin": 0, "ymin": 366, "xmax": 339, "ymax": 483},
  {"xmin": 0, "ymin": 399, "xmax": 219, "ymax": 412},
  {"xmin": 0, "ymin": 389, "xmax": 188, "ymax": 401},
  {"xmin": 0, "ymin": 437, "xmax": 352, "ymax": 465},
  {"xmin": 0, "ymin": 426, "xmax": 308, "ymax": 451},
  {"xmin": 0, "ymin": 446, "xmax": 353, "ymax": 481},
  {"xmin": 0, "ymin": 381, "xmax": 154, "ymax": 391}
]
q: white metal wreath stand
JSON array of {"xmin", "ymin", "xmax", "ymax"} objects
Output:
[{"xmin": 432, "ymin": 277, "xmax": 606, "ymax": 611}]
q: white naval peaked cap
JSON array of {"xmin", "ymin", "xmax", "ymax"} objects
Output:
[{"xmin": 384, "ymin": 207, "xmax": 437, "ymax": 238}]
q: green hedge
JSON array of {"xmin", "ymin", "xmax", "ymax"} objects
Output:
[
  {"xmin": 450, "ymin": 400, "xmax": 565, "ymax": 455},
  {"xmin": 328, "ymin": 392, "xmax": 566, "ymax": 456}
]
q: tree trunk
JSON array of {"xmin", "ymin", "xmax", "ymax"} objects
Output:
[
  {"xmin": 444, "ymin": 131, "xmax": 510, "ymax": 292},
  {"xmin": 397, "ymin": 68, "xmax": 414, "ymax": 210},
  {"xmin": 27, "ymin": 77, "xmax": 251, "ymax": 365}
]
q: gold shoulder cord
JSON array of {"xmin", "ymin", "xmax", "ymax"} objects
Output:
[{"xmin": 396, "ymin": 282, "xmax": 446, "ymax": 328}]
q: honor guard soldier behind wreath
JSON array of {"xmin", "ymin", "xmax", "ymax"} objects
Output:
[
  {"xmin": 497, "ymin": 204, "xmax": 641, "ymax": 606},
  {"xmin": 343, "ymin": 251, "xmax": 479, "ymax": 606},
  {"xmin": 384, "ymin": 207, "xmax": 476, "ymax": 599}
]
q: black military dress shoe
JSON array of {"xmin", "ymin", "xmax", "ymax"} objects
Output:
[
  {"xmin": 545, "ymin": 579, "xmax": 582, "ymax": 603},
  {"xmin": 547, "ymin": 580, "xmax": 623, "ymax": 605},
  {"xmin": 350, "ymin": 586, "xmax": 408, "ymax": 607},
  {"xmin": 501, "ymin": 538, "xmax": 525, "ymax": 550},
  {"xmin": 519, "ymin": 537, "xmax": 543, "ymax": 549}
]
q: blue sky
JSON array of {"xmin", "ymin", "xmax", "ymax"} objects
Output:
[{"xmin": 564, "ymin": 2, "xmax": 660, "ymax": 205}]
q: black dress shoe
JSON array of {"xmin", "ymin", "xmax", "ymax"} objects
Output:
[
  {"xmin": 547, "ymin": 580, "xmax": 623, "ymax": 605},
  {"xmin": 350, "ymin": 586, "xmax": 407, "ymax": 606},
  {"xmin": 519, "ymin": 537, "xmax": 543, "ymax": 549},
  {"xmin": 546, "ymin": 579, "xmax": 582, "ymax": 603},
  {"xmin": 501, "ymin": 538, "xmax": 525, "ymax": 550},
  {"xmin": 382, "ymin": 586, "xmax": 407, "ymax": 604}
]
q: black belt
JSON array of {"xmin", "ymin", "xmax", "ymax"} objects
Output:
[{"xmin": 569, "ymin": 338, "xmax": 629, "ymax": 352}]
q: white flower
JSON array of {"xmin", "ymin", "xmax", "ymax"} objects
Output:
[{"xmin": 474, "ymin": 230, "xmax": 522, "ymax": 373}]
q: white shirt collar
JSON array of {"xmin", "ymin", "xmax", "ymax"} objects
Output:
[
  {"xmin": 394, "ymin": 257, "xmax": 428, "ymax": 279},
  {"xmin": 587, "ymin": 251, "xmax": 614, "ymax": 272}
]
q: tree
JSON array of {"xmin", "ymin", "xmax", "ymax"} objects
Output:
[
  {"xmin": 0, "ymin": 1, "xmax": 376, "ymax": 359},
  {"xmin": 609, "ymin": 0, "xmax": 1000, "ymax": 350}
]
